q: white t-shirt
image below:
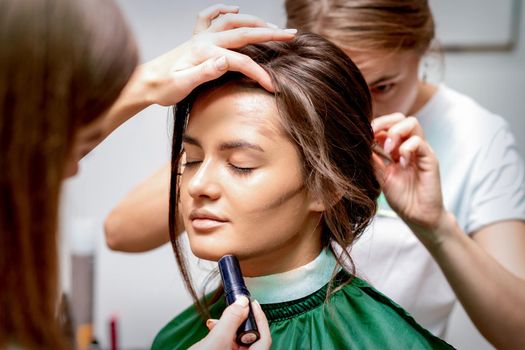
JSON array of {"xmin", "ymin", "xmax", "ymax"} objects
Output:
[{"xmin": 351, "ymin": 84, "xmax": 525, "ymax": 336}]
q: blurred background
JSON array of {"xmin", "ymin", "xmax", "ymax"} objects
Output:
[{"xmin": 59, "ymin": 0, "xmax": 524, "ymax": 349}]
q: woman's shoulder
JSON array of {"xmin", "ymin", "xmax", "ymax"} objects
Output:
[
  {"xmin": 150, "ymin": 275, "xmax": 454, "ymax": 349},
  {"xmin": 347, "ymin": 277, "xmax": 453, "ymax": 345},
  {"xmin": 262, "ymin": 273, "xmax": 455, "ymax": 349},
  {"xmin": 152, "ymin": 295, "xmax": 225, "ymax": 350}
]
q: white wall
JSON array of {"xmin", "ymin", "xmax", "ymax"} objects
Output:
[{"xmin": 60, "ymin": 1, "xmax": 524, "ymax": 349}]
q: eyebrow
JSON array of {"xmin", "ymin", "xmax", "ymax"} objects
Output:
[
  {"xmin": 369, "ymin": 73, "xmax": 400, "ymax": 87},
  {"xmin": 183, "ymin": 135, "xmax": 264, "ymax": 152},
  {"xmin": 183, "ymin": 135, "xmax": 201, "ymax": 147}
]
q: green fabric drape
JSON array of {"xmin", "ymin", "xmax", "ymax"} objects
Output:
[{"xmin": 152, "ymin": 272, "xmax": 454, "ymax": 349}]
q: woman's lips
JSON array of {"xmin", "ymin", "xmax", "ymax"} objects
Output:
[
  {"xmin": 191, "ymin": 218, "xmax": 227, "ymax": 232},
  {"xmin": 189, "ymin": 210, "xmax": 228, "ymax": 232}
]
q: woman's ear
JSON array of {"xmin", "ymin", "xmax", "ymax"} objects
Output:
[
  {"xmin": 308, "ymin": 198, "xmax": 326, "ymax": 213},
  {"xmin": 307, "ymin": 189, "xmax": 326, "ymax": 212},
  {"xmin": 308, "ymin": 188, "xmax": 345, "ymax": 212}
]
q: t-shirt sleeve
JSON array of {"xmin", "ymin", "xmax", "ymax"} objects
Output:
[{"xmin": 466, "ymin": 122, "xmax": 525, "ymax": 233}]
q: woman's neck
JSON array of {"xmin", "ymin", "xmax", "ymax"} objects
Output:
[
  {"xmin": 239, "ymin": 214, "xmax": 323, "ymax": 277},
  {"xmin": 244, "ymin": 247, "xmax": 337, "ymax": 303},
  {"xmin": 240, "ymin": 235, "xmax": 323, "ymax": 277}
]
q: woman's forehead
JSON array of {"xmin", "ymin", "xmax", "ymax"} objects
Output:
[{"xmin": 189, "ymin": 85, "xmax": 284, "ymax": 137}]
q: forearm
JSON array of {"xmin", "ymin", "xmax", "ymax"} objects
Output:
[
  {"xmin": 104, "ymin": 164, "xmax": 172, "ymax": 252},
  {"xmin": 415, "ymin": 214, "xmax": 525, "ymax": 349},
  {"xmin": 99, "ymin": 65, "xmax": 153, "ymax": 140}
]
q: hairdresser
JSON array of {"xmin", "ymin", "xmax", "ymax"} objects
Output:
[
  {"xmin": 0, "ymin": 0, "xmax": 287, "ymax": 348},
  {"xmin": 284, "ymin": 0, "xmax": 525, "ymax": 349},
  {"xmin": 105, "ymin": 1, "xmax": 525, "ymax": 349}
]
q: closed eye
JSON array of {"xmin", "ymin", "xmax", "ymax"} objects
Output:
[
  {"xmin": 228, "ymin": 163, "xmax": 254, "ymax": 175},
  {"xmin": 183, "ymin": 160, "xmax": 202, "ymax": 168}
]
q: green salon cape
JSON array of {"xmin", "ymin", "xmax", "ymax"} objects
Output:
[{"xmin": 152, "ymin": 272, "xmax": 454, "ymax": 349}]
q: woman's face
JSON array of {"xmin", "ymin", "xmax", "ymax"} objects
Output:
[
  {"xmin": 180, "ymin": 85, "xmax": 323, "ymax": 276},
  {"xmin": 348, "ymin": 50, "xmax": 421, "ymax": 118}
]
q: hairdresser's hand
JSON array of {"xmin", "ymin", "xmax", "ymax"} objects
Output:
[
  {"xmin": 137, "ymin": 5, "xmax": 295, "ymax": 106},
  {"xmin": 372, "ymin": 113, "xmax": 447, "ymax": 245},
  {"xmin": 190, "ymin": 296, "xmax": 271, "ymax": 350}
]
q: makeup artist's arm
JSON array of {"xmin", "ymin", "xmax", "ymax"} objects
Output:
[
  {"xmin": 373, "ymin": 113, "xmax": 525, "ymax": 350},
  {"xmin": 191, "ymin": 297, "xmax": 271, "ymax": 350},
  {"xmin": 85, "ymin": 5, "xmax": 295, "ymax": 154}
]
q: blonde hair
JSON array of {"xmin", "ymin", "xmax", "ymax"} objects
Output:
[{"xmin": 286, "ymin": 0, "xmax": 435, "ymax": 54}]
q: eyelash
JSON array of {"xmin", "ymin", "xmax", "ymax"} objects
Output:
[
  {"xmin": 228, "ymin": 164, "xmax": 254, "ymax": 175},
  {"xmin": 182, "ymin": 161, "xmax": 254, "ymax": 175},
  {"xmin": 182, "ymin": 161, "xmax": 200, "ymax": 168}
]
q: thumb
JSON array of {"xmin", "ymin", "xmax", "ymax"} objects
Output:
[
  {"xmin": 172, "ymin": 56, "xmax": 229, "ymax": 94},
  {"xmin": 209, "ymin": 296, "xmax": 250, "ymax": 338}
]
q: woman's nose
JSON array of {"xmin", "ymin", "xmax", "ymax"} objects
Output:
[{"xmin": 186, "ymin": 161, "xmax": 221, "ymax": 200}]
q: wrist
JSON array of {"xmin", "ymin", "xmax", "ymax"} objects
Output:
[
  {"xmin": 408, "ymin": 211, "xmax": 460, "ymax": 251},
  {"xmin": 100, "ymin": 65, "xmax": 154, "ymax": 136},
  {"xmin": 129, "ymin": 64, "xmax": 157, "ymax": 108}
]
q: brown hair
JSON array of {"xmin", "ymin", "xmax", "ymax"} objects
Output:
[
  {"xmin": 285, "ymin": 0, "xmax": 435, "ymax": 54},
  {"xmin": 0, "ymin": 0, "xmax": 138, "ymax": 348},
  {"xmin": 168, "ymin": 32, "xmax": 381, "ymax": 318}
]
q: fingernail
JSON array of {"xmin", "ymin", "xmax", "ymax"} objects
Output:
[
  {"xmin": 384, "ymin": 138, "xmax": 393, "ymax": 154},
  {"xmin": 234, "ymin": 296, "xmax": 249, "ymax": 307},
  {"xmin": 267, "ymin": 22, "xmax": 279, "ymax": 29},
  {"xmin": 283, "ymin": 28, "xmax": 298, "ymax": 34},
  {"xmin": 215, "ymin": 56, "xmax": 228, "ymax": 71},
  {"xmin": 400, "ymin": 156, "xmax": 408, "ymax": 168}
]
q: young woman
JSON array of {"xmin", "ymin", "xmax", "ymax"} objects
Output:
[
  {"xmin": 104, "ymin": 2, "xmax": 524, "ymax": 348},
  {"xmin": 0, "ymin": 0, "xmax": 293, "ymax": 347},
  {"xmin": 151, "ymin": 33, "xmax": 453, "ymax": 350},
  {"xmin": 285, "ymin": 0, "xmax": 525, "ymax": 348}
]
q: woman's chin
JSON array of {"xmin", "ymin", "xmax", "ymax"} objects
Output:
[{"xmin": 188, "ymin": 239, "xmax": 234, "ymax": 262}]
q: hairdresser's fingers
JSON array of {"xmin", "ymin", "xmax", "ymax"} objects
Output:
[
  {"xmin": 208, "ymin": 13, "xmax": 272, "ymax": 33},
  {"xmin": 382, "ymin": 116, "xmax": 425, "ymax": 155},
  {"xmin": 184, "ymin": 45, "xmax": 273, "ymax": 91},
  {"xmin": 211, "ymin": 47, "xmax": 273, "ymax": 91},
  {"xmin": 210, "ymin": 27, "xmax": 296, "ymax": 49},
  {"xmin": 194, "ymin": 4, "xmax": 240, "ymax": 34},
  {"xmin": 166, "ymin": 56, "xmax": 230, "ymax": 103},
  {"xmin": 371, "ymin": 112, "xmax": 406, "ymax": 134},
  {"xmin": 174, "ymin": 50, "xmax": 273, "ymax": 93},
  {"xmin": 250, "ymin": 300, "xmax": 271, "ymax": 350},
  {"xmin": 397, "ymin": 135, "xmax": 436, "ymax": 170}
]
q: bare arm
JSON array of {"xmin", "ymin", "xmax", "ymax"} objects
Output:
[
  {"xmin": 105, "ymin": 164, "xmax": 171, "ymax": 252},
  {"xmin": 374, "ymin": 113, "xmax": 525, "ymax": 349},
  {"xmin": 428, "ymin": 218, "xmax": 525, "ymax": 350}
]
